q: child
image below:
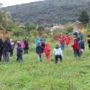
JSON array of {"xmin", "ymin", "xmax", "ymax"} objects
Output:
[
  {"xmin": 16, "ymin": 43, "xmax": 23, "ymax": 62},
  {"xmin": 72, "ymin": 32, "xmax": 80, "ymax": 57},
  {"xmin": 53, "ymin": 44, "xmax": 63, "ymax": 64},
  {"xmin": 44, "ymin": 42, "xmax": 51, "ymax": 62},
  {"xmin": 87, "ymin": 35, "xmax": 90, "ymax": 49},
  {"xmin": 59, "ymin": 33, "xmax": 65, "ymax": 50},
  {"xmin": 36, "ymin": 42, "xmax": 44, "ymax": 62},
  {"xmin": 65, "ymin": 33, "xmax": 71, "ymax": 47}
]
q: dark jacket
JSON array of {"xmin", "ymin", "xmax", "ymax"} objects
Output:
[
  {"xmin": 24, "ymin": 40, "xmax": 29, "ymax": 49},
  {"xmin": 87, "ymin": 39, "xmax": 90, "ymax": 44},
  {"xmin": 36, "ymin": 45, "xmax": 44, "ymax": 54},
  {"xmin": 0, "ymin": 39, "xmax": 3, "ymax": 52},
  {"xmin": 3, "ymin": 39, "xmax": 12, "ymax": 53},
  {"xmin": 17, "ymin": 44, "xmax": 23, "ymax": 56}
]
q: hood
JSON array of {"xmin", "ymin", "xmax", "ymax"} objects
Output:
[
  {"xmin": 45, "ymin": 43, "xmax": 50, "ymax": 48},
  {"xmin": 55, "ymin": 45, "xmax": 60, "ymax": 49}
]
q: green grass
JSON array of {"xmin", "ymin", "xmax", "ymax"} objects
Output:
[{"xmin": 0, "ymin": 40, "xmax": 90, "ymax": 90}]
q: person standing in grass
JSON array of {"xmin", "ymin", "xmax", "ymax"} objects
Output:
[
  {"xmin": 72, "ymin": 32, "xmax": 80, "ymax": 57},
  {"xmin": 36, "ymin": 42, "xmax": 44, "ymax": 62},
  {"xmin": 87, "ymin": 35, "xmax": 90, "ymax": 49},
  {"xmin": 65, "ymin": 33, "xmax": 71, "ymax": 47},
  {"xmin": 3, "ymin": 38, "xmax": 12, "ymax": 62},
  {"xmin": 59, "ymin": 33, "xmax": 66, "ymax": 50},
  {"xmin": 44, "ymin": 42, "xmax": 51, "ymax": 62},
  {"xmin": 53, "ymin": 44, "xmax": 63, "ymax": 64},
  {"xmin": 0, "ymin": 36, "xmax": 3, "ymax": 62},
  {"xmin": 16, "ymin": 43, "xmax": 23, "ymax": 62},
  {"xmin": 23, "ymin": 38, "xmax": 29, "ymax": 54},
  {"xmin": 10, "ymin": 39, "xmax": 15, "ymax": 56}
]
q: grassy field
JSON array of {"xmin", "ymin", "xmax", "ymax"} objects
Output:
[{"xmin": 0, "ymin": 39, "xmax": 90, "ymax": 90}]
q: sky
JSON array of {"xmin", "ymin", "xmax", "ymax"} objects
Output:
[{"xmin": 0, "ymin": 0, "xmax": 43, "ymax": 7}]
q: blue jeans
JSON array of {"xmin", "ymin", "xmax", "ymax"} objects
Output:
[
  {"xmin": 74, "ymin": 50, "xmax": 80, "ymax": 57},
  {"xmin": 3, "ymin": 52, "xmax": 10, "ymax": 62},
  {"xmin": 17, "ymin": 55, "xmax": 23, "ymax": 62},
  {"xmin": 60, "ymin": 43, "xmax": 65, "ymax": 50}
]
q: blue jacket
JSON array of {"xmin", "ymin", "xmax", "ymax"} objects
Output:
[
  {"xmin": 79, "ymin": 40, "xmax": 85, "ymax": 49},
  {"xmin": 35, "ymin": 38, "xmax": 40, "ymax": 46}
]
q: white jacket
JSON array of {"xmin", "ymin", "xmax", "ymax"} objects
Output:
[{"xmin": 53, "ymin": 47, "xmax": 63, "ymax": 56}]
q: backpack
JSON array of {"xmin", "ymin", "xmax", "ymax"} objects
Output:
[{"xmin": 78, "ymin": 40, "xmax": 85, "ymax": 49}]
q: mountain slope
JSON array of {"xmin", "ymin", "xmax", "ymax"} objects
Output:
[{"xmin": 3, "ymin": 0, "xmax": 90, "ymax": 24}]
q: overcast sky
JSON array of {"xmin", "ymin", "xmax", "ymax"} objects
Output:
[{"xmin": 0, "ymin": 0, "xmax": 43, "ymax": 7}]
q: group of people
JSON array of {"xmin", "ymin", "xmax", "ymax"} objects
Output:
[
  {"xmin": 0, "ymin": 36, "xmax": 29, "ymax": 63},
  {"xmin": 35, "ymin": 32, "xmax": 90, "ymax": 64},
  {"xmin": 0, "ymin": 31, "xmax": 90, "ymax": 64},
  {"xmin": 35, "ymin": 35, "xmax": 64, "ymax": 64}
]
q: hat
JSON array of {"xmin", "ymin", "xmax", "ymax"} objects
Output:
[{"xmin": 73, "ymin": 32, "xmax": 78, "ymax": 36}]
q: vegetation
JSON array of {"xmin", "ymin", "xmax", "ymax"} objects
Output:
[
  {"xmin": 2, "ymin": 0, "xmax": 90, "ymax": 24},
  {"xmin": 0, "ymin": 10, "xmax": 13, "ymax": 30},
  {"xmin": 78, "ymin": 11, "xmax": 89, "ymax": 25}
]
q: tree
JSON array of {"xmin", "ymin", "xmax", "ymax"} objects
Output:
[
  {"xmin": 37, "ymin": 26, "xmax": 45, "ymax": 36},
  {"xmin": 25, "ymin": 23, "xmax": 36, "ymax": 32},
  {"xmin": 0, "ymin": 10, "xmax": 13, "ymax": 30},
  {"xmin": 78, "ymin": 11, "xmax": 89, "ymax": 25}
]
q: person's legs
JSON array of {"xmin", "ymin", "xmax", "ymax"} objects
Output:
[
  {"xmin": 10, "ymin": 49, "xmax": 13, "ymax": 56},
  {"xmin": 18, "ymin": 55, "xmax": 23, "ymax": 62},
  {"xmin": 59, "ymin": 55, "xmax": 62, "ymax": 62},
  {"xmin": 61, "ymin": 43, "xmax": 64, "ymax": 50},
  {"xmin": 0, "ymin": 52, "xmax": 2, "ymax": 62},
  {"xmin": 76, "ymin": 49, "xmax": 80, "ymax": 57},
  {"xmin": 20, "ymin": 55, "xmax": 23, "ymax": 61},
  {"xmin": 74, "ymin": 50, "xmax": 77, "ymax": 57},
  {"xmin": 5, "ymin": 52, "xmax": 9, "ymax": 62},
  {"xmin": 46, "ymin": 54, "xmax": 50, "ymax": 62},
  {"xmin": 39, "ymin": 54, "xmax": 42, "ymax": 62},
  {"xmin": 55, "ymin": 55, "xmax": 58, "ymax": 64}
]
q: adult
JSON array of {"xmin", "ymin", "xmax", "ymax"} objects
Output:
[
  {"xmin": 0, "ymin": 36, "xmax": 3, "ymax": 62},
  {"xmin": 23, "ymin": 38, "xmax": 29, "ymax": 54},
  {"xmin": 10, "ymin": 39, "xmax": 15, "ymax": 56},
  {"xmin": 72, "ymin": 32, "xmax": 80, "ymax": 57},
  {"xmin": 3, "ymin": 38, "xmax": 11, "ymax": 62}
]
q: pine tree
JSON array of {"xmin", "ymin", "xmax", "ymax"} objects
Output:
[{"xmin": 78, "ymin": 11, "xmax": 89, "ymax": 25}]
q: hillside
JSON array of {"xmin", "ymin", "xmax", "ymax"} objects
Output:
[{"xmin": 3, "ymin": 0, "xmax": 90, "ymax": 24}]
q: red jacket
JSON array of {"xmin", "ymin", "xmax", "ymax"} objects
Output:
[
  {"xmin": 72, "ymin": 39, "xmax": 80, "ymax": 50},
  {"xmin": 65, "ymin": 36, "xmax": 71, "ymax": 45},
  {"xmin": 59, "ymin": 35, "xmax": 65, "ymax": 43},
  {"xmin": 44, "ymin": 43, "xmax": 51, "ymax": 55}
]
